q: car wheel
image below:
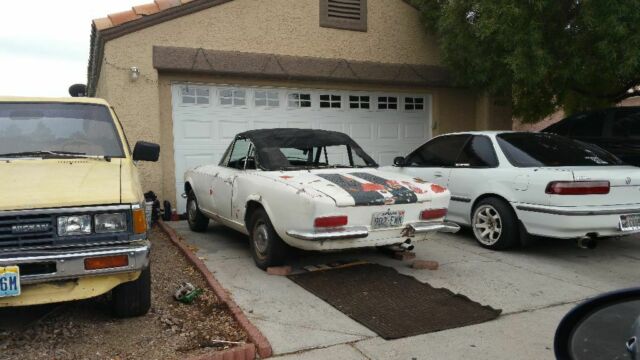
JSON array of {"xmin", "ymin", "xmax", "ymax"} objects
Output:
[
  {"xmin": 249, "ymin": 208, "xmax": 288, "ymax": 270},
  {"xmin": 187, "ymin": 190, "xmax": 209, "ymax": 232},
  {"xmin": 111, "ymin": 265, "xmax": 151, "ymax": 318},
  {"xmin": 471, "ymin": 197, "xmax": 519, "ymax": 250}
]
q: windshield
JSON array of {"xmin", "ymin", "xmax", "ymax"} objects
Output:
[
  {"xmin": 0, "ymin": 103, "xmax": 124, "ymax": 158},
  {"xmin": 496, "ymin": 133, "xmax": 623, "ymax": 167},
  {"xmin": 279, "ymin": 145, "xmax": 370, "ymax": 169}
]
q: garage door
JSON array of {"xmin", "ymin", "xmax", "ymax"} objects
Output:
[{"xmin": 171, "ymin": 83, "xmax": 432, "ymax": 211}]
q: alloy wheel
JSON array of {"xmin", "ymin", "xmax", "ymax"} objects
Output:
[{"xmin": 473, "ymin": 205, "xmax": 503, "ymax": 246}]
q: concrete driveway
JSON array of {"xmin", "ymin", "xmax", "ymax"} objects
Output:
[{"xmin": 167, "ymin": 221, "xmax": 640, "ymax": 359}]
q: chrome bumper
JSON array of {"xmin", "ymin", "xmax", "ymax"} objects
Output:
[
  {"xmin": 287, "ymin": 226, "xmax": 369, "ymax": 241},
  {"xmin": 286, "ymin": 221, "xmax": 460, "ymax": 241},
  {"xmin": 0, "ymin": 240, "xmax": 150, "ymax": 285}
]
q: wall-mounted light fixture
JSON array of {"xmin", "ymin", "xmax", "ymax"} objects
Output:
[{"xmin": 129, "ymin": 66, "xmax": 140, "ymax": 82}]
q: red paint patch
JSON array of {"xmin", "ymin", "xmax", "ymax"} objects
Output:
[
  {"xmin": 362, "ymin": 183, "xmax": 385, "ymax": 192},
  {"xmin": 431, "ymin": 184, "xmax": 447, "ymax": 193},
  {"xmin": 280, "ymin": 176, "xmax": 293, "ymax": 180}
]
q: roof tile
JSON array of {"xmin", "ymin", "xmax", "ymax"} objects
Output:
[
  {"xmin": 154, "ymin": 0, "xmax": 182, "ymax": 11},
  {"xmin": 133, "ymin": 2, "xmax": 161, "ymax": 16},
  {"xmin": 93, "ymin": 17, "xmax": 114, "ymax": 31},
  {"xmin": 108, "ymin": 10, "xmax": 142, "ymax": 26}
]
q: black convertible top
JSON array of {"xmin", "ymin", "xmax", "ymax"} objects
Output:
[{"xmin": 236, "ymin": 128, "xmax": 377, "ymax": 170}]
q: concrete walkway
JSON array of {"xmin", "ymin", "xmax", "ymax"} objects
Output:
[{"xmin": 167, "ymin": 221, "xmax": 640, "ymax": 359}]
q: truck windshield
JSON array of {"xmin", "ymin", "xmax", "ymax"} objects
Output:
[
  {"xmin": 0, "ymin": 103, "xmax": 125, "ymax": 158},
  {"xmin": 496, "ymin": 133, "xmax": 623, "ymax": 167}
]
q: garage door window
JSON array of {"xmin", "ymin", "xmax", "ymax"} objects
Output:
[
  {"xmin": 320, "ymin": 94, "xmax": 342, "ymax": 109},
  {"xmin": 255, "ymin": 91, "xmax": 280, "ymax": 107},
  {"xmin": 181, "ymin": 86, "xmax": 209, "ymax": 105},
  {"xmin": 288, "ymin": 93, "xmax": 312, "ymax": 108},
  {"xmin": 378, "ymin": 96, "xmax": 397, "ymax": 110},
  {"xmin": 349, "ymin": 95, "xmax": 370, "ymax": 109},
  {"xmin": 405, "ymin": 97, "xmax": 424, "ymax": 111},
  {"xmin": 220, "ymin": 89, "xmax": 246, "ymax": 106}
]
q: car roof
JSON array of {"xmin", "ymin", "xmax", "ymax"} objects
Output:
[
  {"xmin": 438, "ymin": 130, "xmax": 517, "ymax": 137},
  {"xmin": 0, "ymin": 96, "xmax": 110, "ymax": 106}
]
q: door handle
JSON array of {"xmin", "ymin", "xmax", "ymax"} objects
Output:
[{"xmin": 434, "ymin": 172, "xmax": 444, "ymax": 178}]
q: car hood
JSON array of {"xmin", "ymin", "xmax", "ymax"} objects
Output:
[
  {"xmin": 0, "ymin": 158, "xmax": 122, "ymax": 211},
  {"xmin": 257, "ymin": 168, "xmax": 446, "ymax": 207}
]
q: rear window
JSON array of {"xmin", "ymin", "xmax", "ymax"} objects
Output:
[{"xmin": 496, "ymin": 133, "xmax": 623, "ymax": 167}]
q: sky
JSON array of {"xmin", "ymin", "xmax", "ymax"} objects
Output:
[{"xmin": 0, "ymin": 0, "xmax": 140, "ymax": 97}]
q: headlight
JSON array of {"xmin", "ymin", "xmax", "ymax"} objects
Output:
[
  {"xmin": 95, "ymin": 213, "xmax": 127, "ymax": 233},
  {"xmin": 57, "ymin": 215, "xmax": 92, "ymax": 236}
]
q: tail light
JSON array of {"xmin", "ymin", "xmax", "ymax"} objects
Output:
[
  {"xmin": 420, "ymin": 208, "xmax": 447, "ymax": 220},
  {"xmin": 314, "ymin": 216, "xmax": 348, "ymax": 228},
  {"xmin": 545, "ymin": 181, "xmax": 610, "ymax": 195}
]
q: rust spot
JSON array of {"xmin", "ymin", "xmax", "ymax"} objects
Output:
[
  {"xmin": 413, "ymin": 177, "xmax": 427, "ymax": 184},
  {"xmin": 280, "ymin": 175, "xmax": 293, "ymax": 180}
]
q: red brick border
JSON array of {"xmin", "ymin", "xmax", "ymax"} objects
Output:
[{"xmin": 157, "ymin": 220, "xmax": 273, "ymax": 359}]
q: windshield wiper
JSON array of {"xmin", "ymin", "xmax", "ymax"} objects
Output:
[{"xmin": 0, "ymin": 151, "xmax": 111, "ymax": 162}]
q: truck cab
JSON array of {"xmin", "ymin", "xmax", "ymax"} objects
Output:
[{"xmin": 0, "ymin": 97, "xmax": 159, "ymax": 317}]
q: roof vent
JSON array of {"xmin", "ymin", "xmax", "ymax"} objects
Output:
[{"xmin": 320, "ymin": 0, "xmax": 367, "ymax": 32}]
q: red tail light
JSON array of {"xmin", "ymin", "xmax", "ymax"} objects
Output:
[
  {"xmin": 314, "ymin": 216, "xmax": 348, "ymax": 228},
  {"xmin": 545, "ymin": 181, "xmax": 610, "ymax": 195},
  {"xmin": 420, "ymin": 208, "xmax": 447, "ymax": 220}
]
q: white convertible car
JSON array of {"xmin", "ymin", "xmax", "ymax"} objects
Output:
[
  {"xmin": 385, "ymin": 131, "xmax": 640, "ymax": 250},
  {"xmin": 183, "ymin": 129, "xmax": 459, "ymax": 269}
]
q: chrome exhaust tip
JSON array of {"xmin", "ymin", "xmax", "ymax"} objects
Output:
[
  {"xmin": 399, "ymin": 242, "xmax": 414, "ymax": 251},
  {"xmin": 577, "ymin": 236, "xmax": 598, "ymax": 250}
]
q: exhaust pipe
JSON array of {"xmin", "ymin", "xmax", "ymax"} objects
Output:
[
  {"xmin": 400, "ymin": 239, "xmax": 414, "ymax": 251},
  {"xmin": 577, "ymin": 236, "xmax": 598, "ymax": 250}
]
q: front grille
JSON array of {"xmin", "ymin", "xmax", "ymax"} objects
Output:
[
  {"xmin": 0, "ymin": 214, "xmax": 55, "ymax": 248},
  {"xmin": 0, "ymin": 209, "xmax": 132, "ymax": 251}
]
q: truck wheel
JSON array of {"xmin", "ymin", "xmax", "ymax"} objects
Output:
[
  {"xmin": 111, "ymin": 266, "xmax": 151, "ymax": 318},
  {"xmin": 187, "ymin": 190, "xmax": 209, "ymax": 232},
  {"xmin": 471, "ymin": 197, "xmax": 520, "ymax": 250},
  {"xmin": 249, "ymin": 208, "xmax": 288, "ymax": 270}
]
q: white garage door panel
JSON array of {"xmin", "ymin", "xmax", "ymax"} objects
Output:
[{"xmin": 172, "ymin": 84, "xmax": 432, "ymax": 211}]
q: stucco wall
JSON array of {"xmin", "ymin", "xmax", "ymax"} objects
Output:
[{"xmin": 94, "ymin": 0, "xmax": 510, "ymax": 207}]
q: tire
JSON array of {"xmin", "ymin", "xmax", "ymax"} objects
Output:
[
  {"xmin": 471, "ymin": 197, "xmax": 520, "ymax": 250},
  {"xmin": 249, "ymin": 208, "xmax": 288, "ymax": 270},
  {"xmin": 187, "ymin": 190, "xmax": 209, "ymax": 232},
  {"xmin": 111, "ymin": 266, "xmax": 151, "ymax": 318}
]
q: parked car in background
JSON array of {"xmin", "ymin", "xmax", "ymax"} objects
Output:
[
  {"xmin": 385, "ymin": 131, "xmax": 640, "ymax": 250},
  {"xmin": 183, "ymin": 128, "xmax": 459, "ymax": 269},
  {"xmin": 0, "ymin": 97, "xmax": 159, "ymax": 317},
  {"xmin": 542, "ymin": 106, "xmax": 640, "ymax": 167}
]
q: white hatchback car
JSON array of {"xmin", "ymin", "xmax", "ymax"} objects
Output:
[{"xmin": 385, "ymin": 131, "xmax": 640, "ymax": 249}]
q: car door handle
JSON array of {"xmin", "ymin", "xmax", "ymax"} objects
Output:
[{"xmin": 434, "ymin": 172, "xmax": 444, "ymax": 178}]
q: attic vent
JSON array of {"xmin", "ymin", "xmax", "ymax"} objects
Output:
[{"xmin": 320, "ymin": 0, "xmax": 367, "ymax": 32}]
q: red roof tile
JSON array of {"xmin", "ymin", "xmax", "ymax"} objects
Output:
[
  {"xmin": 133, "ymin": 2, "xmax": 160, "ymax": 15},
  {"xmin": 93, "ymin": 0, "xmax": 193, "ymax": 31},
  {"xmin": 108, "ymin": 10, "xmax": 142, "ymax": 26}
]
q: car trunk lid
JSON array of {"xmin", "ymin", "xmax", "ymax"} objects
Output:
[{"xmin": 548, "ymin": 166, "xmax": 640, "ymax": 206}]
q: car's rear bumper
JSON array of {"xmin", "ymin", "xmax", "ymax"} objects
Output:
[
  {"xmin": 0, "ymin": 240, "xmax": 150, "ymax": 285},
  {"xmin": 515, "ymin": 203, "xmax": 640, "ymax": 239},
  {"xmin": 284, "ymin": 221, "xmax": 460, "ymax": 250}
]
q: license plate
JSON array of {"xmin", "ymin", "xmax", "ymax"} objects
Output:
[
  {"xmin": 371, "ymin": 210, "xmax": 405, "ymax": 229},
  {"xmin": 0, "ymin": 266, "xmax": 20, "ymax": 298},
  {"xmin": 620, "ymin": 214, "xmax": 640, "ymax": 232}
]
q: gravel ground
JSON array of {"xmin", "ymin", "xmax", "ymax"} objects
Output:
[{"xmin": 0, "ymin": 227, "xmax": 248, "ymax": 360}]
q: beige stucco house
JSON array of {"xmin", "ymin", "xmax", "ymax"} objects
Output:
[{"xmin": 88, "ymin": 0, "xmax": 512, "ymax": 212}]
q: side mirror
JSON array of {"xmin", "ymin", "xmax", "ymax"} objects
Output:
[
  {"xmin": 393, "ymin": 156, "xmax": 405, "ymax": 167},
  {"xmin": 132, "ymin": 141, "xmax": 160, "ymax": 162},
  {"xmin": 554, "ymin": 287, "xmax": 640, "ymax": 360}
]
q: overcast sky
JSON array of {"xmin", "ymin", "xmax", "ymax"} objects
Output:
[{"xmin": 0, "ymin": 0, "xmax": 140, "ymax": 97}]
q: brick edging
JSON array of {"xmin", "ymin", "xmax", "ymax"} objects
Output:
[{"xmin": 157, "ymin": 220, "xmax": 273, "ymax": 359}]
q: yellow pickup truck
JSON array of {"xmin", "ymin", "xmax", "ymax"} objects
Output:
[{"xmin": 0, "ymin": 97, "xmax": 159, "ymax": 317}]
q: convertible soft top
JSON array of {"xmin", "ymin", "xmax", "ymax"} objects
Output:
[{"xmin": 236, "ymin": 128, "xmax": 377, "ymax": 170}]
